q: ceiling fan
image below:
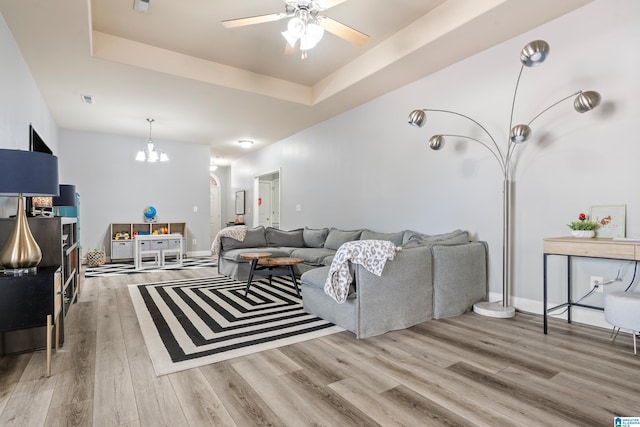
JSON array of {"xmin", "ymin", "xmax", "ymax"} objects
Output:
[{"xmin": 222, "ymin": 0, "xmax": 369, "ymax": 60}]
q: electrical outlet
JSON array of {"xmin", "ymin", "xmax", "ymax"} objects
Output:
[
  {"xmin": 192, "ymin": 238, "xmax": 197, "ymax": 246},
  {"xmin": 590, "ymin": 276, "xmax": 603, "ymax": 292}
]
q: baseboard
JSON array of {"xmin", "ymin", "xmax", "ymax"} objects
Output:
[
  {"xmin": 186, "ymin": 250, "xmax": 211, "ymax": 257},
  {"xmin": 486, "ymin": 292, "xmax": 611, "ymax": 330}
]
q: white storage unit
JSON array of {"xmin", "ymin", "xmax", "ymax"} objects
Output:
[{"xmin": 110, "ymin": 222, "xmax": 186, "ymax": 261}]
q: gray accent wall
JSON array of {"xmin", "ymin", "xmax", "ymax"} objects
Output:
[{"xmin": 230, "ymin": 0, "xmax": 640, "ymax": 328}]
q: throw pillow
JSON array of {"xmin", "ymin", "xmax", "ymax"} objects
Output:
[
  {"xmin": 266, "ymin": 227, "xmax": 304, "ymax": 247},
  {"xmin": 360, "ymin": 229, "xmax": 404, "ymax": 246},
  {"xmin": 324, "ymin": 228, "xmax": 363, "ymax": 250},
  {"xmin": 303, "ymin": 227, "xmax": 329, "ymax": 248}
]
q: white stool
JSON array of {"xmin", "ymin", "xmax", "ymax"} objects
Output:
[
  {"xmin": 604, "ymin": 291, "xmax": 640, "ymax": 355},
  {"xmin": 161, "ymin": 248, "xmax": 182, "ymax": 267},
  {"xmin": 138, "ymin": 249, "xmax": 161, "ymax": 269}
]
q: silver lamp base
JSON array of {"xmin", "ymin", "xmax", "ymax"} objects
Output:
[{"xmin": 473, "ymin": 301, "xmax": 516, "ymax": 318}]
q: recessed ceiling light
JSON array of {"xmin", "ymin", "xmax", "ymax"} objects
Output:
[
  {"xmin": 80, "ymin": 94, "xmax": 94, "ymax": 104},
  {"xmin": 133, "ymin": 0, "xmax": 152, "ymax": 14},
  {"xmin": 238, "ymin": 140, "xmax": 254, "ymax": 149}
]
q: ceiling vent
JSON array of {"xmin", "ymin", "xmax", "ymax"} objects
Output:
[{"xmin": 133, "ymin": 0, "xmax": 152, "ymax": 14}]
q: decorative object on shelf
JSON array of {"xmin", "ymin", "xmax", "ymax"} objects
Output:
[
  {"xmin": 590, "ymin": 204, "xmax": 626, "ymax": 238},
  {"xmin": 407, "ymin": 40, "xmax": 602, "ymax": 319},
  {"xmin": 31, "ymin": 196, "xmax": 53, "ymax": 217},
  {"xmin": 0, "ymin": 149, "xmax": 59, "ymax": 273},
  {"xmin": 222, "ymin": 0, "xmax": 369, "ymax": 61},
  {"xmin": 143, "ymin": 206, "xmax": 158, "ymax": 223},
  {"xmin": 567, "ymin": 212, "xmax": 598, "ymax": 238},
  {"xmin": 86, "ymin": 248, "xmax": 106, "ymax": 267},
  {"xmin": 135, "ymin": 118, "xmax": 168, "ymax": 162}
]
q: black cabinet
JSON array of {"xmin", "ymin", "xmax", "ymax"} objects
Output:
[{"xmin": 0, "ymin": 216, "xmax": 79, "ymax": 357}]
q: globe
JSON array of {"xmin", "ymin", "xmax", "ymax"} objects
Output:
[{"xmin": 143, "ymin": 206, "xmax": 157, "ymax": 219}]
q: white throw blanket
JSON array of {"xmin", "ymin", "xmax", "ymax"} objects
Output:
[
  {"xmin": 324, "ymin": 240, "xmax": 399, "ymax": 304},
  {"xmin": 211, "ymin": 225, "xmax": 248, "ymax": 258}
]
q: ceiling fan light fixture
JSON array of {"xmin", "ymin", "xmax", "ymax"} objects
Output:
[
  {"xmin": 306, "ymin": 21, "xmax": 324, "ymax": 43},
  {"xmin": 287, "ymin": 16, "xmax": 305, "ymax": 38},
  {"xmin": 281, "ymin": 30, "xmax": 298, "ymax": 48},
  {"xmin": 300, "ymin": 36, "xmax": 317, "ymax": 51}
]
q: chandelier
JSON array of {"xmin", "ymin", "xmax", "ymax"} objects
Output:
[{"xmin": 135, "ymin": 118, "xmax": 168, "ymax": 162}]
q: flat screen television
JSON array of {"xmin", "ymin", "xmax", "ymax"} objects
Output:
[{"xmin": 29, "ymin": 124, "xmax": 52, "ymax": 154}]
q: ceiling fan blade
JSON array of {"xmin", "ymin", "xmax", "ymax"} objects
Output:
[
  {"xmin": 284, "ymin": 39, "xmax": 299, "ymax": 55},
  {"xmin": 319, "ymin": 16, "xmax": 369, "ymax": 46},
  {"xmin": 222, "ymin": 12, "xmax": 286, "ymax": 28}
]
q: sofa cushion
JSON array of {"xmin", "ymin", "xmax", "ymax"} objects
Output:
[
  {"xmin": 221, "ymin": 226, "xmax": 267, "ymax": 251},
  {"xmin": 360, "ymin": 229, "xmax": 404, "ymax": 246},
  {"xmin": 266, "ymin": 227, "xmax": 304, "ymax": 247},
  {"xmin": 303, "ymin": 227, "xmax": 329, "ymax": 248},
  {"xmin": 301, "ymin": 266, "xmax": 356, "ymax": 299},
  {"xmin": 290, "ymin": 248, "xmax": 335, "ymax": 266},
  {"xmin": 324, "ymin": 228, "xmax": 363, "ymax": 250},
  {"xmin": 222, "ymin": 248, "xmax": 292, "ymax": 262}
]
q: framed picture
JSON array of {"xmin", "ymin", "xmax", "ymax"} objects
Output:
[
  {"xmin": 235, "ymin": 190, "xmax": 245, "ymax": 215},
  {"xmin": 590, "ymin": 204, "xmax": 626, "ymax": 238}
]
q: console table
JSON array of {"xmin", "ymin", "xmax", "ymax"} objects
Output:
[
  {"xmin": 543, "ymin": 237, "xmax": 640, "ymax": 334},
  {"xmin": 0, "ymin": 266, "xmax": 62, "ymax": 376}
]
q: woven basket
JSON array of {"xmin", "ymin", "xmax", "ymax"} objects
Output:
[{"xmin": 86, "ymin": 250, "xmax": 106, "ymax": 267}]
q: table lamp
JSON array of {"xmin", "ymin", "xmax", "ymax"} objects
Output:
[
  {"xmin": 0, "ymin": 149, "xmax": 59, "ymax": 273},
  {"xmin": 52, "ymin": 184, "xmax": 76, "ymax": 216}
]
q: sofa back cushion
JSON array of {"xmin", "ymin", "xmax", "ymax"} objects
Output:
[
  {"xmin": 303, "ymin": 227, "xmax": 329, "ymax": 248},
  {"xmin": 403, "ymin": 229, "xmax": 469, "ymax": 245},
  {"xmin": 221, "ymin": 226, "xmax": 267, "ymax": 251},
  {"xmin": 360, "ymin": 229, "xmax": 404, "ymax": 246},
  {"xmin": 266, "ymin": 227, "xmax": 304, "ymax": 247},
  {"xmin": 324, "ymin": 228, "xmax": 363, "ymax": 250}
]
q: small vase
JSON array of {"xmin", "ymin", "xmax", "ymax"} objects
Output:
[{"xmin": 571, "ymin": 230, "xmax": 595, "ymax": 238}]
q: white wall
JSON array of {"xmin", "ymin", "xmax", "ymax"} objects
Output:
[
  {"xmin": 231, "ymin": 0, "xmax": 640, "ymax": 328},
  {"xmin": 0, "ymin": 10, "xmax": 58, "ymax": 215},
  {"xmin": 58, "ymin": 129, "xmax": 212, "ymax": 258}
]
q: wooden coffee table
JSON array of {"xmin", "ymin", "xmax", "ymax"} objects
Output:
[{"xmin": 239, "ymin": 253, "xmax": 303, "ymax": 297}]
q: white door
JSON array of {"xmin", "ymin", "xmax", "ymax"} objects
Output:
[
  {"xmin": 258, "ymin": 181, "xmax": 272, "ymax": 227},
  {"xmin": 272, "ymin": 178, "xmax": 280, "ymax": 229}
]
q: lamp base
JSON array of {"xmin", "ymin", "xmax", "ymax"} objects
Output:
[
  {"xmin": 2, "ymin": 266, "xmax": 37, "ymax": 276},
  {"xmin": 473, "ymin": 301, "xmax": 516, "ymax": 318}
]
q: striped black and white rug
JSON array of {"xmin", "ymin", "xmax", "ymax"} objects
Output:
[
  {"xmin": 85, "ymin": 257, "xmax": 217, "ymax": 278},
  {"xmin": 128, "ymin": 274, "xmax": 343, "ymax": 376}
]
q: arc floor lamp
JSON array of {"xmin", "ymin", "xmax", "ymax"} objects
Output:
[{"xmin": 408, "ymin": 40, "xmax": 601, "ymax": 318}]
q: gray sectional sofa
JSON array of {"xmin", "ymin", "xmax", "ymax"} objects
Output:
[{"xmin": 217, "ymin": 226, "xmax": 488, "ymax": 338}]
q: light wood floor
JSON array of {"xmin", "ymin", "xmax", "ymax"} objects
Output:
[{"xmin": 1, "ymin": 268, "xmax": 639, "ymax": 426}]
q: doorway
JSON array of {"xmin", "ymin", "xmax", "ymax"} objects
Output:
[
  {"xmin": 210, "ymin": 173, "xmax": 221, "ymax": 246},
  {"xmin": 254, "ymin": 169, "xmax": 281, "ymax": 229}
]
